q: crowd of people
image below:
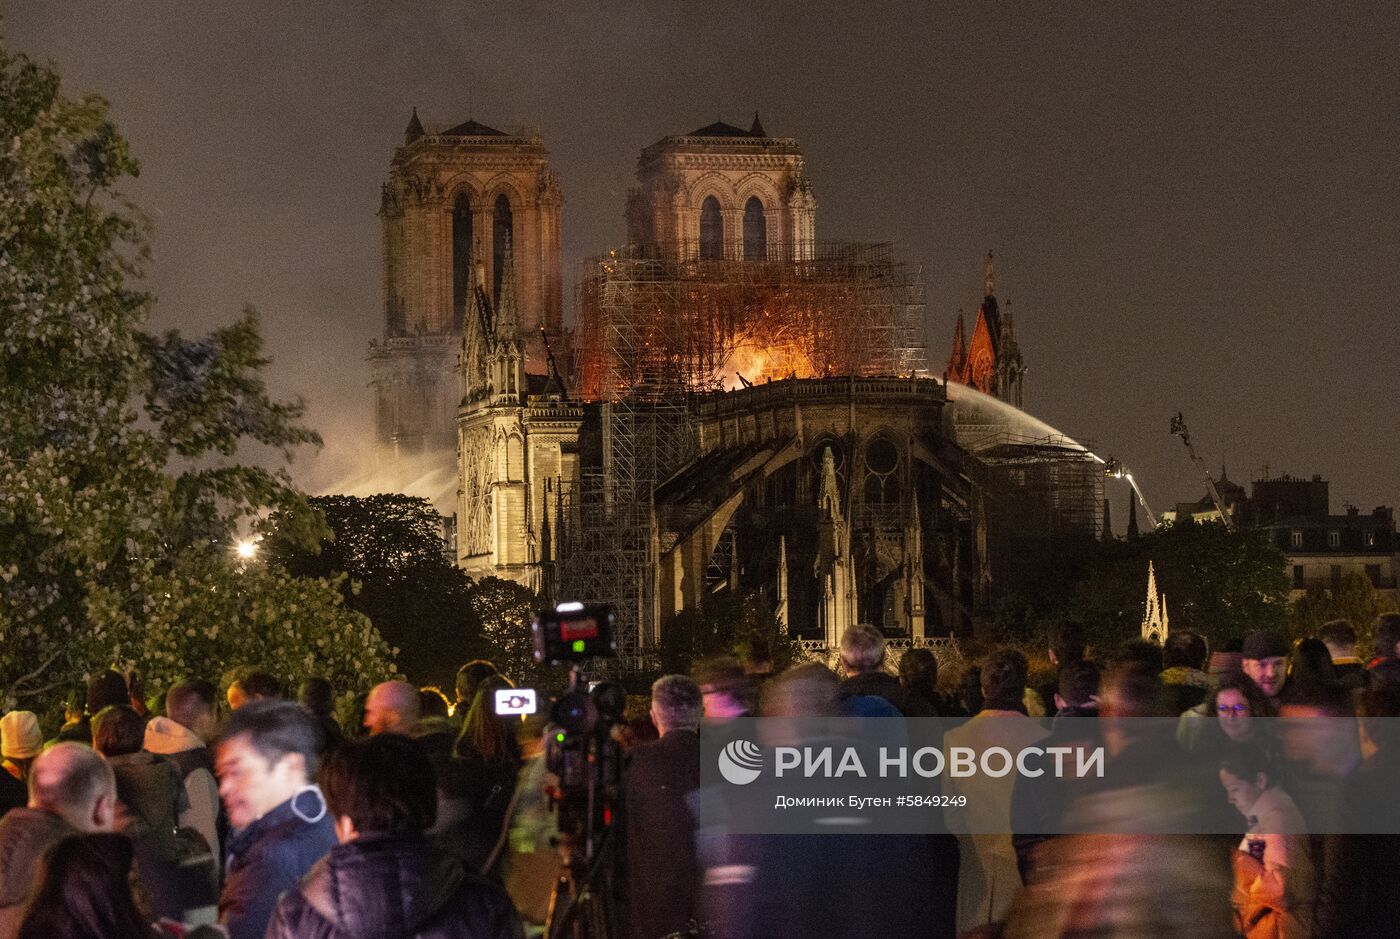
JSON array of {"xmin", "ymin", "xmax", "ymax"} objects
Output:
[{"xmin": 0, "ymin": 612, "xmax": 1395, "ymax": 938}]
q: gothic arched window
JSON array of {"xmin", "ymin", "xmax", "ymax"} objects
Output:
[
  {"xmin": 493, "ymin": 193, "xmax": 513, "ymax": 305},
  {"xmin": 743, "ymin": 196, "xmax": 767, "ymax": 260},
  {"xmin": 451, "ymin": 192, "xmax": 472, "ymax": 330},
  {"xmin": 699, "ymin": 196, "xmax": 723, "ymax": 260}
]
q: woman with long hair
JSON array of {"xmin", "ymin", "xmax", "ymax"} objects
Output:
[
  {"xmin": 444, "ymin": 676, "xmax": 523, "ymax": 871},
  {"xmin": 18, "ymin": 834, "xmax": 156, "ymax": 939}
]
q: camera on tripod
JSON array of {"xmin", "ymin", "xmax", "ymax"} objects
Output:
[{"xmin": 529, "ymin": 602, "xmax": 623, "ymax": 939}]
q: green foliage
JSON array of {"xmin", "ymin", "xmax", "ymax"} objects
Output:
[
  {"xmin": 0, "ymin": 43, "xmax": 392, "ymax": 712},
  {"xmin": 460, "ymin": 576, "xmax": 549, "ymax": 690},
  {"xmin": 1065, "ymin": 520, "xmax": 1291, "ymax": 653},
  {"xmin": 1289, "ymin": 571, "xmax": 1397, "ymax": 651},
  {"xmin": 264, "ymin": 494, "xmax": 475, "ymax": 686},
  {"xmin": 659, "ymin": 590, "xmax": 800, "ymax": 677}
]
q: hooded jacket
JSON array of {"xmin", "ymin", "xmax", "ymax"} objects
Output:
[
  {"xmin": 264, "ymin": 833, "xmax": 523, "ymax": 939},
  {"xmin": 143, "ymin": 716, "xmax": 221, "ymax": 858}
]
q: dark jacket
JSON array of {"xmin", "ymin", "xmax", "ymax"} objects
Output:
[
  {"xmin": 0, "ymin": 808, "xmax": 76, "ymax": 938},
  {"xmin": 0, "ymin": 773, "xmax": 24, "ymax": 820},
  {"xmin": 1312, "ymin": 745, "xmax": 1400, "ymax": 937},
  {"xmin": 265, "ymin": 833, "xmax": 523, "ymax": 939},
  {"xmin": 839, "ymin": 672, "xmax": 908, "ymax": 714},
  {"xmin": 220, "ymin": 788, "xmax": 337, "ymax": 939},
  {"xmin": 622, "ymin": 729, "xmax": 701, "ymax": 939}
]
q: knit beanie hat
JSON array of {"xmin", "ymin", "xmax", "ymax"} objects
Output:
[{"xmin": 1, "ymin": 711, "xmax": 42, "ymax": 761}]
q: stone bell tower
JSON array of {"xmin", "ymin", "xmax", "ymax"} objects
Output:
[{"xmin": 370, "ymin": 110, "xmax": 563, "ymax": 460}]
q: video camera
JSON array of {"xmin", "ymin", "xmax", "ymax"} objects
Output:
[{"xmin": 532, "ymin": 602, "xmax": 616, "ymax": 664}]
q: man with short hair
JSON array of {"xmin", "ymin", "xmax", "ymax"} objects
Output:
[
  {"xmin": 1317, "ymin": 619, "xmax": 1366, "ymax": 690},
  {"xmin": 1242, "ymin": 629, "xmax": 1291, "ymax": 706},
  {"xmin": 0, "ymin": 743, "xmax": 116, "ymax": 938},
  {"xmin": 837, "ymin": 622, "xmax": 907, "ymax": 714},
  {"xmin": 265, "ymin": 734, "xmax": 522, "ymax": 938},
  {"xmin": 226, "ymin": 670, "xmax": 281, "ymax": 711},
  {"xmin": 623, "ymin": 676, "xmax": 702, "ymax": 939},
  {"xmin": 144, "ymin": 679, "xmax": 223, "ymax": 858},
  {"xmin": 363, "ymin": 680, "xmax": 422, "ymax": 736},
  {"xmin": 217, "ymin": 700, "xmax": 336, "ymax": 939}
]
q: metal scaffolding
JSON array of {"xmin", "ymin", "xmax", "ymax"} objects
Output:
[{"xmin": 557, "ymin": 242, "xmax": 929, "ymax": 670}]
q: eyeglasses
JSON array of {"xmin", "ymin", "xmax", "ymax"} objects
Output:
[{"xmin": 1216, "ymin": 704, "xmax": 1249, "ymax": 715}]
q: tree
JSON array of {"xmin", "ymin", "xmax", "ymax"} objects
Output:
[
  {"xmin": 263, "ymin": 494, "xmax": 476, "ymax": 686},
  {"xmin": 0, "ymin": 44, "xmax": 396, "ymax": 711},
  {"xmin": 461, "ymin": 576, "xmax": 549, "ymax": 690},
  {"xmin": 659, "ymin": 590, "xmax": 801, "ymax": 677},
  {"xmin": 1066, "ymin": 520, "xmax": 1291, "ymax": 653},
  {"xmin": 1290, "ymin": 571, "xmax": 1397, "ymax": 650}
]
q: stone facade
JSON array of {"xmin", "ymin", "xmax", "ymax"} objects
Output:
[
  {"xmin": 371, "ymin": 112, "xmax": 563, "ymax": 462},
  {"xmin": 626, "ymin": 116, "xmax": 816, "ymax": 262}
]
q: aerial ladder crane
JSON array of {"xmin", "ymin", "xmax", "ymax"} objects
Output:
[{"xmin": 1169, "ymin": 413, "xmax": 1235, "ymax": 532}]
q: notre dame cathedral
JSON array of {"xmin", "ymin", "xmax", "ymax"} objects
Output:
[{"xmin": 370, "ymin": 110, "xmax": 1058, "ymax": 660}]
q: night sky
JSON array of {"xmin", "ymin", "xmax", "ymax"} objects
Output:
[{"xmin": 8, "ymin": 2, "xmax": 1398, "ymax": 525}]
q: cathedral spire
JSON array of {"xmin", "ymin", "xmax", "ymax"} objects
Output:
[
  {"xmin": 984, "ymin": 250, "xmax": 995, "ymax": 298},
  {"xmin": 405, "ymin": 106, "xmax": 424, "ymax": 145},
  {"xmin": 947, "ymin": 311, "xmax": 967, "ymax": 380},
  {"xmin": 1102, "ymin": 497, "xmax": 1114, "ymax": 542},
  {"xmin": 750, "ymin": 111, "xmax": 765, "ymax": 136},
  {"xmin": 495, "ymin": 234, "xmax": 519, "ymax": 337},
  {"xmin": 1127, "ymin": 493, "xmax": 1140, "ymax": 538}
]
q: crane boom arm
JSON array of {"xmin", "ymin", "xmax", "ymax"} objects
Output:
[{"xmin": 1169, "ymin": 413, "xmax": 1235, "ymax": 531}]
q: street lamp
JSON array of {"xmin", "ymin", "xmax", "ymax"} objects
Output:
[{"xmin": 235, "ymin": 539, "xmax": 258, "ymax": 561}]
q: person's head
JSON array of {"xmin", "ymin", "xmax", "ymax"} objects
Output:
[
  {"xmin": 839, "ymin": 623, "xmax": 886, "ymax": 676},
  {"xmin": 27, "ymin": 744, "xmax": 116, "ymax": 833},
  {"xmin": 85, "ymin": 671, "xmax": 128, "ymax": 717},
  {"xmin": 762, "ymin": 663, "xmax": 840, "ymax": 718},
  {"xmin": 227, "ymin": 670, "xmax": 281, "ymax": 711},
  {"xmin": 1113, "ymin": 639, "xmax": 1164, "ymax": 674},
  {"xmin": 1099, "ymin": 661, "xmax": 1165, "ymax": 718},
  {"xmin": 898, "ymin": 648, "xmax": 940, "ymax": 698},
  {"xmin": 1290, "ymin": 637, "xmax": 1338, "ymax": 690},
  {"xmin": 16, "ymin": 833, "xmax": 150, "ymax": 939},
  {"xmin": 165, "ymin": 679, "xmax": 218, "ymax": 741},
  {"xmin": 1162, "ymin": 630, "xmax": 1208, "ymax": 671},
  {"xmin": 418, "ymin": 687, "xmax": 451, "ymax": 720},
  {"xmin": 297, "ymin": 677, "xmax": 336, "ymax": 719},
  {"xmin": 981, "ymin": 649, "xmax": 1028, "ymax": 709},
  {"xmin": 90, "ymin": 706, "xmax": 144, "ymax": 758},
  {"xmin": 216, "ymin": 699, "xmax": 322, "ymax": 829},
  {"xmin": 1372, "ymin": 612, "xmax": 1400, "ymax": 661},
  {"xmin": 454, "ymin": 660, "xmax": 499, "ymax": 706},
  {"xmin": 321, "ymin": 734, "xmax": 436, "ymax": 845},
  {"xmin": 1210, "ymin": 674, "xmax": 1275, "ymax": 742},
  {"xmin": 1317, "ymin": 619, "xmax": 1358, "ymax": 659},
  {"xmin": 1056, "ymin": 660, "xmax": 1101, "ymax": 711},
  {"xmin": 1218, "ymin": 746, "xmax": 1277, "ymax": 818},
  {"xmin": 1049, "ymin": 620, "xmax": 1087, "ymax": 667},
  {"xmin": 692, "ymin": 655, "xmax": 751, "ymax": 720},
  {"xmin": 1242, "ymin": 630, "xmax": 1290, "ymax": 699},
  {"xmin": 1, "ymin": 711, "xmax": 43, "ymax": 764},
  {"xmin": 649, "ymin": 675, "xmax": 703, "ymax": 735},
  {"xmin": 364, "ymin": 680, "xmax": 421, "ymax": 735}
]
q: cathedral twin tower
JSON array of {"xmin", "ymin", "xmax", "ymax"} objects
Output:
[{"xmin": 370, "ymin": 110, "xmax": 818, "ymax": 586}]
